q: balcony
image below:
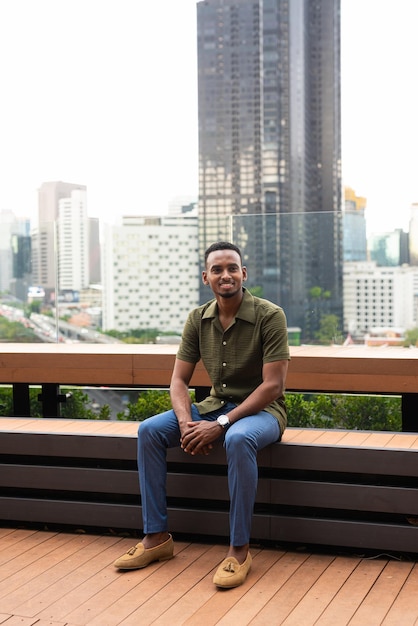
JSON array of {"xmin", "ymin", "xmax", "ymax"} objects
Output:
[
  {"xmin": 5, "ymin": 214, "xmax": 418, "ymax": 623},
  {"xmin": 1, "ymin": 344, "xmax": 418, "ymax": 624}
]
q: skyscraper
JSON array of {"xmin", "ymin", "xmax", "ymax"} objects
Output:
[
  {"xmin": 369, "ymin": 230, "xmax": 409, "ymax": 267},
  {"xmin": 343, "ymin": 187, "xmax": 367, "ymax": 262},
  {"xmin": 32, "ymin": 181, "xmax": 87, "ymax": 294},
  {"xmin": 57, "ymin": 189, "xmax": 89, "ymax": 293},
  {"xmin": 0, "ymin": 210, "xmax": 31, "ymax": 295},
  {"xmin": 197, "ymin": 0, "xmax": 342, "ymax": 336}
]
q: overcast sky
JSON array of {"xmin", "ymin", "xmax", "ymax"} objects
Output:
[{"xmin": 0, "ymin": 0, "xmax": 417, "ymax": 234}]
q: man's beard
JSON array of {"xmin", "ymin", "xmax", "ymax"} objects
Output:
[{"xmin": 218, "ymin": 287, "xmax": 239, "ymax": 299}]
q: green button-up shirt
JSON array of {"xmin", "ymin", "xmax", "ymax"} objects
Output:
[{"xmin": 176, "ymin": 288, "xmax": 290, "ymax": 432}]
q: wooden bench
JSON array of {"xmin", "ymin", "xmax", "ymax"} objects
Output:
[{"xmin": 1, "ymin": 417, "xmax": 418, "ymax": 554}]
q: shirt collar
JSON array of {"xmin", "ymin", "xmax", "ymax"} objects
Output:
[{"xmin": 202, "ymin": 288, "xmax": 256, "ymax": 324}]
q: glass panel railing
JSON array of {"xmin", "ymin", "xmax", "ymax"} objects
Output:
[
  {"xmin": 0, "ymin": 209, "xmax": 412, "ymax": 428},
  {"xmin": 0, "ymin": 211, "xmax": 415, "ymax": 347},
  {"xmin": 229, "ymin": 212, "xmax": 344, "ymax": 345}
]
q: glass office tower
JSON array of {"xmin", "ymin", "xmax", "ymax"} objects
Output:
[{"xmin": 197, "ymin": 0, "xmax": 342, "ymax": 338}]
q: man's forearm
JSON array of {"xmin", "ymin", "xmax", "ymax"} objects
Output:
[{"xmin": 170, "ymin": 380, "xmax": 193, "ymax": 430}]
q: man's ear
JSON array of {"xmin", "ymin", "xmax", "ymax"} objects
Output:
[
  {"xmin": 202, "ymin": 271, "xmax": 208, "ymax": 285},
  {"xmin": 242, "ymin": 266, "xmax": 248, "ymax": 281}
]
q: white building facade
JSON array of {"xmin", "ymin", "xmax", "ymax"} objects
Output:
[
  {"xmin": 57, "ymin": 189, "xmax": 89, "ymax": 292},
  {"xmin": 102, "ymin": 215, "xmax": 199, "ymax": 334},
  {"xmin": 34, "ymin": 181, "xmax": 87, "ymax": 292},
  {"xmin": 344, "ymin": 261, "xmax": 418, "ymax": 336}
]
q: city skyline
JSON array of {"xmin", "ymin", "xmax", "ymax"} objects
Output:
[{"xmin": 0, "ymin": 0, "xmax": 417, "ymax": 233}]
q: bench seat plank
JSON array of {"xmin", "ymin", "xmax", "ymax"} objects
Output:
[{"xmin": 1, "ymin": 418, "xmax": 418, "ymax": 554}]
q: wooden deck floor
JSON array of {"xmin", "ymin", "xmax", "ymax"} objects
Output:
[{"xmin": 0, "ymin": 527, "xmax": 418, "ymax": 626}]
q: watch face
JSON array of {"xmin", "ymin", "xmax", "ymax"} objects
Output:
[{"xmin": 218, "ymin": 416, "xmax": 229, "ymax": 427}]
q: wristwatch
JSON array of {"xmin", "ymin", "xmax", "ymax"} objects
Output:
[{"xmin": 216, "ymin": 415, "xmax": 230, "ymax": 429}]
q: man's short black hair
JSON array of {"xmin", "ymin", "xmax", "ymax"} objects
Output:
[{"xmin": 204, "ymin": 242, "xmax": 242, "ymax": 266}]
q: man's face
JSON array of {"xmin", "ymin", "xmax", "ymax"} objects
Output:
[{"xmin": 202, "ymin": 249, "xmax": 247, "ymax": 299}]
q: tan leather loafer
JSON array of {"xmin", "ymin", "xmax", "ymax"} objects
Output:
[
  {"xmin": 113, "ymin": 534, "xmax": 174, "ymax": 570},
  {"xmin": 213, "ymin": 552, "xmax": 252, "ymax": 588}
]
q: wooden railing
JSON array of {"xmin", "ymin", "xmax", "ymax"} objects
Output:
[{"xmin": 0, "ymin": 343, "xmax": 418, "ymax": 429}]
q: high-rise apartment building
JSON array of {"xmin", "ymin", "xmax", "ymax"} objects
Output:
[
  {"xmin": 197, "ymin": 0, "xmax": 342, "ymax": 336},
  {"xmin": 38, "ymin": 181, "xmax": 87, "ymax": 224},
  {"xmin": 344, "ymin": 261, "xmax": 418, "ymax": 337},
  {"xmin": 32, "ymin": 181, "xmax": 87, "ymax": 294},
  {"xmin": 10, "ymin": 234, "xmax": 32, "ymax": 301},
  {"xmin": 102, "ymin": 215, "xmax": 199, "ymax": 334},
  {"xmin": 368, "ymin": 229, "xmax": 409, "ymax": 267},
  {"xmin": 0, "ymin": 210, "xmax": 31, "ymax": 295},
  {"xmin": 88, "ymin": 217, "xmax": 101, "ymax": 284},
  {"xmin": 343, "ymin": 187, "xmax": 367, "ymax": 262},
  {"xmin": 57, "ymin": 189, "xmax": 89, "ymax": 293}
]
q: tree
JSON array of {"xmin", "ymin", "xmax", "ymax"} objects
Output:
[
  {"xmin": 314, "ymin": 314, "xmax": 343, "ymax": 345},
  {"xmin": 25, "ymin": 301, "xmax": 41, "ymax": 316},
  {"xmin": 304, "ymin": 286, "xmax": 332, "ymax": 342},
  {"xmin": 104, "ymin": 327, "xmax": 162, "ymax": 344},
  {"xmin": 117, "ymin": 389, "xmax": 195, "ymax": 421},
  {"xmin": 0, "ymin": 386, "xmax": 110, "ymax": 419},
  {"xmin": 0, "ymin": 316, "xmax": 42, "ymax": 343},
  {"xmin": 404, "ymin": 328, "xmax": 418, "ymax": 348},
  {"xmin": 248, "ymin": 286, "xmax": 264, "ymax": 298},
  {"xmin": 0, "ymin": 387, "xmax": 44, "ymax": 417},
  {"xmin": 61, "ymin": 389, "xmax": 110, "ymax": 419},
  {"xmin": 286, "ymin": 393, "xmax": 401, "ymax": 431},
  {"xmin": 117, "ymin": 390, "xmax": 173, "ymax": 420}
]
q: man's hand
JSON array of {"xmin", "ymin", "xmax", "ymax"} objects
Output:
[{"xmin": 180, "ymin": 420, "xmax": 222, "ymax": 456}]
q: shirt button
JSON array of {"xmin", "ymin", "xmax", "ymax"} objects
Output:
[
  {"xmin": 222, "ymin": 383, "xmax": 227, "ymax": 388},
  {"xmin": 221, "ymin": 400, "xmax": 225, "ymax": 404},
  {"xmin": 222, "ymin": 341, "xmax": 227, "ymax": 345},
  {"xmin": 222, "ymin": 362, "xmax": 226, "ymax": 367}
]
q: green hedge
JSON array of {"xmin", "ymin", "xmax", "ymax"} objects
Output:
[
  {"xmin": 285, "ymin": 393, "xmax": 401, "ymax": 431},
  {"xmin": 118, "ymin": 390, "xmax": 402, "ymax": 431},
  {"xmin": 0, "ymin": 387, "xmax": 401, "ymax": 431},
  {"xmin": 0, "ymin": 387, "xmax": 109, "ymax": 420}
]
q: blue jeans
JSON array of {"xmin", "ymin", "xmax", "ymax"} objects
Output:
[{"xmin": 137, "ymin": 403, "xmax": 281, "ymax": 546}]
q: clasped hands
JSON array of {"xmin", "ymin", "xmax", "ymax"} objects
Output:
[{"xmin": 180, "ymin": 419, "xmax": 222, "ymax": 456}]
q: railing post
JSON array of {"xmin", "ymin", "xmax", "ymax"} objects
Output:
[
  {"xmin": 12, "ymin": 383, "xmax": 31, "ymax": 416},
  {"xmin": 401, "ymin": 393, "xmax": 418, "ymax": 432},
  {"xmin": 38, "ymin": 384, "xmax": 63, "ymax": 418}
]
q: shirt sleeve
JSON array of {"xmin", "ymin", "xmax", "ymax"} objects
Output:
[
  {"xmin": 262, "ymin": 307, "xmax": 290, "ymax": 363},
  {"xmin": 176, "ymin": 310, "xmax": 201, "ymax": 364}
]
